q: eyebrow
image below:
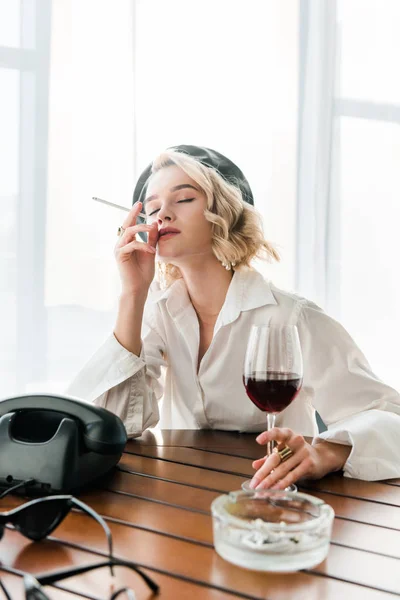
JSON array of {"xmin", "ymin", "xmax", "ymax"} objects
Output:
[{"xmin": 144, "ymin": 184, "xmax": 199, "ymax": 206}]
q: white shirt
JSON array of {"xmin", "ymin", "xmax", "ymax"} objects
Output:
[{"xmin": 66, "ymin": 267, "xmax": 400, "ymax": 481}]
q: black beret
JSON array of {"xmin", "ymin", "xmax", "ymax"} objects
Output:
[{"xmin": 132, "ymin": 145, "xmax": 253, "ymax": 240}]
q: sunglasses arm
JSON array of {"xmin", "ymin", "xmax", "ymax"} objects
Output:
[
  {"xmin": 0, "ymin": 579, "xmax": 12, "ymax": 600},
  {"xmin": 35, "ymin": 560, "xmax": 159, "ymax": 594},
  {"xmin": 70, "ymin": 497, "xmax": 114, "ymax": 575},
  {"xmin": 110, "ymin": 587, "xmax": 136, "ymax": 600}
]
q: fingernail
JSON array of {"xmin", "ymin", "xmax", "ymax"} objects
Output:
[{"xmin": 249, "ymin": 479, "xmax": 257, "ymax": 489}]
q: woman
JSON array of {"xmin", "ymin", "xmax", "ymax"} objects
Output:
[{"xmin": 67, "ymin": 144, "xmax": 400, "ymax": 489}]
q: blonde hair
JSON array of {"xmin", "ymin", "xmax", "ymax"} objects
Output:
[{"xmin": 149, "ymin": 149, "xmax": 280, "ymax": 287}]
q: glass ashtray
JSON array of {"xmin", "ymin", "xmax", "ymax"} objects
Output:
[{"xmin": 211, "ymin": 489, "xmax": 334, "ymax": 572}]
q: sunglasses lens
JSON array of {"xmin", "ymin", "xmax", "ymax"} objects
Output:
[{"xmin": 15, "ymin": 500, "xmax": 68, "ymax": 541}]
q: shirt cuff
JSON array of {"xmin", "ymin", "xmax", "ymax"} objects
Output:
[{"xmin": 313, "ymin": 409, "xmax": 400, "ymax": 480}]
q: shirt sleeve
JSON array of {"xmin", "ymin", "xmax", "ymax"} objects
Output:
[
  {"xmin": 65, "ymin": 312, "xmax": 167, "ymax": 438},
  {"xmin": 297, "ymin": 300, "xmax": 400, "ymax": 481}
]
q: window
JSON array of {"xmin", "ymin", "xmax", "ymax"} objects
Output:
[
  {"xmin": 297, "ymin": 0, "xmax": 400, "ymax": 390},
  {"xmin": 1, "ymin": 0, "xmax": 299, "ymax": 394},
  {"xmin": 334, "ymin": 0, "xmax": 400, "ymax": 389}
]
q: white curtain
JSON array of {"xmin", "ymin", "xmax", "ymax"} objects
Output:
[
  {"xmin": 297, "ymin": 0, "xmax": 400, "ymax": 390},
  {"xmin": 1, "ymin": 0, "xmax": 299, "ymax": 398},
  {"xmin": 296, "ymin": 0, "xmax": 337, "ymax": 309}
]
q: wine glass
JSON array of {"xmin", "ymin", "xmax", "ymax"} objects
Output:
[{"xmin": 242, "ymin": 324, "xmax": 303, "ymax": 492}]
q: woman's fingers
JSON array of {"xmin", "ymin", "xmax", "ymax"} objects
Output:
[
  {"xmin": 121, "ymin": 201, "xmax": 144, "ymax": 230},
  {"xmin": 116, "ymin": 201, "xmax": 158, "ymax": 250},
  {"xmin": 253, "ymin": 446, "xmax": 308, "ymax": 490},
  {"xmin": 256, "ymin": 427, "xmax": 293, "ymax": 446},
  {"xmin": 117, "ymin": 240, "xmax": 156, "ymax": 256},
  {"xmin": 249, "ymin": 453, "xmax": 281, "ymax": 488},
  {"xmin": 252, "ymin": 429, "xmax": 294, "ymax": 469},
  {"xmin": 252, "ymin": 456, "xmax": 267, "ymax": 468},
  {"xmin": 250, "ymin": 430, "xmax": 309, "ymax": 489},
  {"xmin": 147, "ymin": 221, "xmax": 159, "ymax": 248},
  {"xmin": 273, "ymin": 458, "xmax": 313, "ymax": 491},
  {"xmin": 252, "ymin": 434, "xmax": 303, "ymax": 469},
  {"xmin": 116, "ymin": 223, "xmax": 154, "ymax": 247}
]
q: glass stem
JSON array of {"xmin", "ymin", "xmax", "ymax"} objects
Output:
[{"xmin": 266, "ymin": 412, "xmax": 276, "ymax": 456}]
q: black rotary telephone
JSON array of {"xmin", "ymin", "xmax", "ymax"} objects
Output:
[{"xmin": 0, "ymin": 394, "xmax": 127, "ymax": 495}]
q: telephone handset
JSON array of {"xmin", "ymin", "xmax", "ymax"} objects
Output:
[{"xmin": 0, "ymin": 393, "xmax": 128, "ymax": 494}]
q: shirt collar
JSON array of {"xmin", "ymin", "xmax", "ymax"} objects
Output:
[
  {"xmin": 218, "ymin": 268, "xmax": 277, "ymax": 327},
  {"xmin": 150, "ymin": 267, "xmax": 277, "ymax": 323},
  {"xmin": 149, "ymin": 278, "xmax": 190, "ymax": 320}
]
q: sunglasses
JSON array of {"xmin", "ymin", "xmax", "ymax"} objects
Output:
[
  {"xmin": 0, "ymin": 494, "xmax": 114, "ymax": 567},
  {"xmin": 0, "ymin": 480, "xmax": 159, "ymax": 598},
  {"xmin": 1, "ymin": 571, "xmax": 140, "ymax": 599}
]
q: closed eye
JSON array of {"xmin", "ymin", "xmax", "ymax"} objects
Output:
[{"xmin": 148, "ymin": 198, "xmax": 195, "ymax": 217}]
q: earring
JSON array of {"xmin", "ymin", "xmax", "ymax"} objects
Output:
[{"xmin": 220, "ymin": 260, "xmax": 236, "ymax": 271}]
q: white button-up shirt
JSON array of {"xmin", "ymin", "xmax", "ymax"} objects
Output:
[{"xmin": 66, "ymin": 267, "xmax": 400, "ymax": 481}]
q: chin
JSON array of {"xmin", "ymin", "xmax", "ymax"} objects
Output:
[
  {"xmin": 156, "ymin": 250, "xmax": 181, "ymax": 260},
  {"xmin": 156, "ymin": 244, "xmax": 185, "ymax": 260},
  {"xmin": 156, "ymin": 241, "xmax": 212, "ymax": 263}
]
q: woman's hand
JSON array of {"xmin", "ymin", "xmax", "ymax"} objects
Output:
[
  {"xmin": 114, "ymin": 202, "xmax": 158, "ymax": 296},
  {"xmin": 249, "ymin": 427, "xmax": 352, "ymax": 490}
]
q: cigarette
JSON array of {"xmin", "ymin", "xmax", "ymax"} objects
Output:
[{"xmin": 92, "ymin": 196, "xmax": 147, "ymax": 219}]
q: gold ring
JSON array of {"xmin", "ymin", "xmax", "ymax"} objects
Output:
[
  {"xmin": 273, "ymin": 445, "xmax": 294, "ymax": 463},
  {"xmin": 117, "ymin": 226, "xmax": 125, "ymax": 237}
]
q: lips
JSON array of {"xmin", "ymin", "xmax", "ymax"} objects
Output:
[{"xmin": 158, "ymin": 228, "xmax": 181, "ymax": 242}]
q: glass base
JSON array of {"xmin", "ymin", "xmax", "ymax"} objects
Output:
[{"xmin": 241, "ymin": 479, "xmax": 298, "ymax": 493}]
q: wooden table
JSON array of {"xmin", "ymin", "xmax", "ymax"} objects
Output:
[{"xmin": 0, "ymin": 430, "xmax": 399, "ymax": 599}]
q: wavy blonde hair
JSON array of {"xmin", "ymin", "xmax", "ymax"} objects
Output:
[{"xmin": 148, "ymin": 149, "xmax": 280, "ymax": 287}]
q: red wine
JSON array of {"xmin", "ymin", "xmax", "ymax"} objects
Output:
[{"xmin": 243, "ymin": 371, "xmax": 302, "ymax": 413}]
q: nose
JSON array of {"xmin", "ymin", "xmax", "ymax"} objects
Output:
[{"xmin": 157, "ymin": 204, "xmax": 172, "ymax": 223}]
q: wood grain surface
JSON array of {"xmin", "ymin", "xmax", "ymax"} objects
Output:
[{"xmin": 1, "ymin": 430, "xmax": 399, "ymax": 600}]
